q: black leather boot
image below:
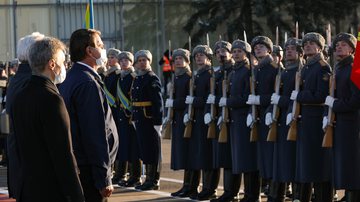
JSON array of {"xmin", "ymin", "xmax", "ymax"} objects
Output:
[
  {"xmin": 114, "ymin": 161, "xmax": 128, "ymax": 186},
  {"xmin": 211, "ymin": 168, "xmax": 241, "ymax": 202},
  {"xmin": 268, "ymin": 181, "xmax": 285, "ymax": 202},
  {"xmin": 192, "ymin": 169, "xmax": 219, "ymax": 200},
  {"xmin": 171, "ymin": 169, "xmax": 192, "ymax": 197},
  {"xmin": 313, "ymin": 181, "xmax": 333, "ymax": 202},
  {"xmin": 125, "ymin": 159, "xmax": 141, "ymax": 187},
  {"xmin": 241, "ymin": 171, "xmax": 260, "ymax": 202},
  {"xmin": 298, "ymin": 183, "xmax": 312, "ymax": 202},
  {"xmin": 135, "ymin": 164, "xmax": 159, "ymax": 191}
]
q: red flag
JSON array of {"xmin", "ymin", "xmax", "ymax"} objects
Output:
[{"xmin": 351, "ymin": 29, "xmax": 360, "ymax": 89}]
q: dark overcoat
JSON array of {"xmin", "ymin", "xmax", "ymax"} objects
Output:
[
  {"xmin": 295, "ymin": 54, "xmax": 332, "ymax": 183},
  {"xmin": 11, "ymin": 75, "xmax": 84, "ymax": 202}
]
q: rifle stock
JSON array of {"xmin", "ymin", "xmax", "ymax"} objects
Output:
[
  {"xmin": 322, "ymin": 73, "xmax": 335, "ymax": 147},
  {"xmin": 184, "ymin": 76, "xmax": 194, "ymax": 138},
  {"xmin": 162, "ymin": 74, "xmax": 174, "ymax": 139},
  {"xmin": 287, "ymin": 67, "xmax": 301, "ymax": 141},
  {"xmin": 218, "ymin": 71, "xmax": 228, "ymax": 143},
  {"xmin": 207, "ymin": 68, "xmax": 216, "ymax": 139},
  {"xmin": 267, "ymin": 67, "xmax": 281, "ymax": 142},
  {"xmin": 249, "ymin": 75, "xmax": 258, "ymax": 142}
]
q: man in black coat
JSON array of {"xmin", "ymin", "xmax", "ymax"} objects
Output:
[
  {"xmin": 59, "ymin": 29, "xmax": 119, "ymax": 202},
  {"xmin": 11, "ymin": 37, "xmax": 84, "ymax": 202},
  {"xmin": 5, "ymin": 32, "xmax": 45, "ymax": 199}
]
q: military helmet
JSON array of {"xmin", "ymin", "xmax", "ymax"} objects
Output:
[
  {"xmin": 231, "ymin": 39, "xmax": 251, "ymax": 54},
  {"xmin": 192, "ymin": 45, "xmax": 213, "ymax": 59},
  {"xmin": 107, "ymin": 48, "xmax": 121, "ymax": 58},
  {"xmin": 272, "ymin": 45, "xmax": 283, "ymax": 58},
  {"xmin": 117, "ymin": 51, "xmax": 134, "ymax": 63},
  {"xmin": 332, "ymin": 32, "xmax": 357, "ymax": 52},
  {"xmin": 214, "ymin": 40, "xmax": 232, "ymax": 53},
  {"xmin": 135, "ymin": 50, "xmax": 152, "ymax": 64},
  {"xmin": 251, "ymin": 36, "xmax": 273, "ymax": 53},
  {"xmin": 302, "ymin": 32, "xmax": 325, "ymax": 50},
  {"xmin": 285, "ymin": 38, "xmax": 303, "ymax": 54},
  {"xmin": 173, "ymin": 48, "xmax": 191, "ymax": 63}
]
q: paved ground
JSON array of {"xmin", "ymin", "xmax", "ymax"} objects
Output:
[{"xmin": 0, "ymin": 139, "xmax": 344, "ymax": 201}]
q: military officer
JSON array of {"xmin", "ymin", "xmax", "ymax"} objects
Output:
[
  {"xmin": 183, "ymin": 45, "xmax": 216, "ymax": 200},
  {"xmin": 267, "ymin": 38, "xmax": 304, "ymax": 201},
  {"xmin": 205, "ymin": 40, "xmax": 240, "ymax": 202},
  {"xmin": 290, "ymin": 32, "xmax": 333, "ymax": 202},
  {"xmin": 324, "ymin": 33, "xmax": 360, "ymax": 202},
  {"xmin": 165, "ymin": 48, "xmax": 195, "ymax": 197},
  {"xmin": 115, "ymin": 51, "xmax": 141, "ymax": 187},
  {"xmin": 246, "ymin": 36, "xmax": 278, "ymax": 201},
  {"xmin": 131, "ymin": 50, "xmax": 163, "ymax": 191},
  {"xmin": 227, "ymin": 39, "xmax": 260, "ymax": 202}
]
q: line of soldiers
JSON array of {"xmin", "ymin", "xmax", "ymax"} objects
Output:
[
  {"xmin": 164, "ymin": 32, "xmax": 360, "ymax": 202},
  {"xmin": 102, "ymin": 49, "xmax": 163, "ymax": 191}
]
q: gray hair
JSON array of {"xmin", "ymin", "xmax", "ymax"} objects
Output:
[
  {"xmin": 28, "ymin": 37, "xmax": 66, "ymax": 74},
  {"xmin": 17, "ymin": 32, "xmax": 45, "ymax": 62}
]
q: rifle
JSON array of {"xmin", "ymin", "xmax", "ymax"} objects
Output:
[
  {"xmin": 249, "ymin": 55, "xmax": 259, "ymax": 142},
  {"xmin": 287, "ymin": 62, "xmax": 302, "ymax": 141},
  {"xmin": 183, "ymin": 73, "xmax": 194, "ymax": 138},
  {"xmin": 218, "ymin": 71, "xmax": 229, "ymax": 143},
  {"xmin": 207, "ymin": 67, "xmax": 216, "ymax": 139},
  {"xmin": 267, "ymin": 65, "xmax": 281, "ymax": 141},
  {"xmin": 322, "ymin": 24, "xmax": 334, "ymax": 148},
  {"xmin": 162, "ymin": 40, "xmax": 173, "ymax": 139}
]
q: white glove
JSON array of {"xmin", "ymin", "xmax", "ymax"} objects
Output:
[
  {"xmin": 246, "ymin": 114, "xmax": 253, "ymax": 127},
  {"xmin": 165, "ymin": 99, "xmax": 174, "ymax": 107},
  {"xmin": 246, "ymin": 95, "xmax": 260, "ymax": 105},
  {"xmin": 132, "ymin": 121, "xmax": 136, "ymax": 129},
  {"xmin": 206, "ymin": 94, "xmax": 216, "ymax": 104},
  {"xmin": 154, "ymin": 125, "xmax": 162, "ymax": 135},
  {"xmin": 290, "ymin": 91, "xmax": 298, "ymax": 101},
  {"xmin": 183, "ymin": 113, "xmax": 190, "ymax": 124},
  {"xmin": 204, "ymin": 113, "xmax": 212, "ymax": 125},
  {"xmin": 286, "ymin": 113, "xmax": 292, "ymax": 125},
  {"xmin": 217, "ymin": 116, "xmax": 223, "ymax": 126},
  {"xmin": 185, "ymin": 96, "xmax": 194, "ymax": 104},
  {"xmin": 325, "ymin": 96, "xmax": 335, "ymax": 108},
  {"xmin": 265, "ymin": 113, "xmax": 272, "ymax": 126},
  {"xmin": 271, "ymin": 93, "xmax": 280, "ymax": 105},
  {"xmin": 219, "ymin": 97, "xmax": 227, "ymax": 107},
  {"xmin": 322, "ymin": 116, "xmax": 328, "ymax": 130}
]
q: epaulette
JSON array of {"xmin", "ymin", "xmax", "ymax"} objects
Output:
[
  {"xmin": 149, "ymin": 71, "xmax": 156, "ymax": 76},
  {"xmin": 270, "ymin": 61, "xmax": 279, "ymax": 68},
  {"xmin": 130, "ymin": 72, "xmax": 137, "ymax": 78},
  {"xmin": 245, "ymin": 63, "xmax": 250, "ymax": 69},
  {"xmin": 319, "ymin": 59, "xmax": 329, "ymax": 67}
]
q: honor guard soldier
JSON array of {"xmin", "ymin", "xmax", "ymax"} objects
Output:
[
  {"xmin": 324, "ymin": 33, "xmax": 360, "ymax": 202},
  {"xmin": 115, "ymin": 51, "xmax": 142, "ymax": 187},
  {"xmin": 228, "ymin": 39, "xmax": 260, "ymax": 202},
  {"xmin": 183, "ymin": 45, "xmax": 216, "ymax": 200},
  {"xmin": 102, "ymin": 48, "xmax": 123, "ymax": 184},
  {"xmin": 289, "ymin": 32, "xmax": 333, "ymax": 202},
  {"xmin": 165, "ymin": 49, "xmax": 195, "ymax": 197},
  {"xmin": 246, "ymin": 36, "xmax": 278, "ymax": 201},
  {"xmin": 131, "ymin": 50, "xmax": 163, "ymax": 191},
  {"xmin": 206, "ymin": 40, "xmax": 240, "ymax": 202},
  {"xmin": 267, "ymin": 38, "xmax": 304, "ymax": 201}
]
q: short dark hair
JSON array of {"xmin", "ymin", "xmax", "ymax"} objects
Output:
[
  {"xmin": 69, "ymin": 29, "xmax": 101, "ymax": 62},
  {"xmin": 29, "ymin": 37, "xmax": 66, "ymax": 74}
]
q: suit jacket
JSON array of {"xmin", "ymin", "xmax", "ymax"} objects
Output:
[
  {"xmin": 59, "ymin": 62, "xmax": 119, "ymax": 190},
  {"xmin": 11, "ymin": 75, "xmax": 84, "ymax": 202}
]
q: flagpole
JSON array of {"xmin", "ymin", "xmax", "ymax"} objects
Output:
[{"xmin": 89, "ymin": 0, "xmax": 94, "ymax": 29}]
